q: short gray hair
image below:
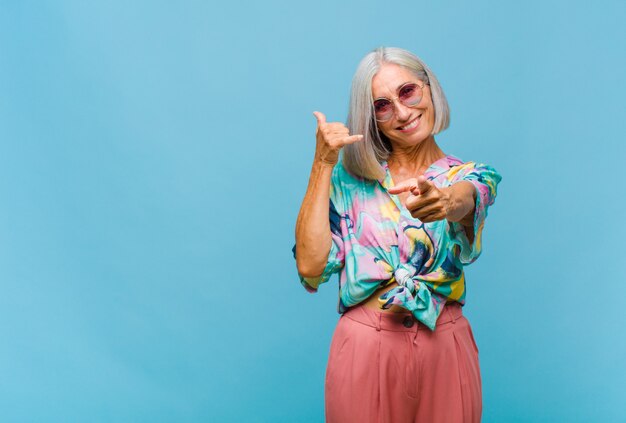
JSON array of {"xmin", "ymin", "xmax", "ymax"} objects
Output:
[{"xmin": 342, "ymin": 47, "xmax": 450, "ymax": 180}]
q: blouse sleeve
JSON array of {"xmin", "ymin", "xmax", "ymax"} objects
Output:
[
  {"xmin": 291, "ymin": 166, "xmax": 346, "ymax": 292},
  {"xmin": 448, "ymin": 161, "xmax": 502, "ymax": 265}
]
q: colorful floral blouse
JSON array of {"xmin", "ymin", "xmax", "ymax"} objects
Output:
[{"xmin": 292, "ymin": 154, "xmax": 501, "ymax": 330}]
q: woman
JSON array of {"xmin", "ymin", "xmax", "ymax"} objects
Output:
[{"xmin": 293, "ymin": 47, "xmax": 501, "ymax": 423}]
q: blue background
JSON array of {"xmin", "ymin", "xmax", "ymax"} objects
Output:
[{"xmin": 1, "ymin": 1, "xmax": 624, "ymax": 422}]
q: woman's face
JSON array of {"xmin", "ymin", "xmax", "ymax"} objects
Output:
[{"xmin": 371, "ymin": 63, "xmax": 435, "ymax": 148}]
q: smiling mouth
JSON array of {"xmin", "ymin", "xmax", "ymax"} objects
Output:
[{"xmin": 398, "ymin": 114, "xmax": 422, "ymax": 131}]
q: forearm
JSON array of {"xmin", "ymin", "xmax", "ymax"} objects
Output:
[
  {"xmin": 444, "ymin": 181, "xmax": 477, "ymax": 226},
  {"xmin": 295, "ymin": 159, "xmax": 335, "ymax": 277}
]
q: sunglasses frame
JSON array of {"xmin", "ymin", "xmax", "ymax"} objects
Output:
[{"xmin": 373, "ymin": 81, "xmax": 428, "ymax": 122}]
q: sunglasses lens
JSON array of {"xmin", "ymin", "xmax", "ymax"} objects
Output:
[
  {"xmin": 399, "ymin": 83, "xmax": 422, "ymax": 106},
  {"xmin": 374, "ymin": 99, "xmax": 393, "ymax": 120}
]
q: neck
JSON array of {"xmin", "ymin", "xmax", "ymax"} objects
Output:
[{"xmin": 387, "ymin": 135, "xmax": 445, "ymax": 174}]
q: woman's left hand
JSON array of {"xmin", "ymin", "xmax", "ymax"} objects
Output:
[{"xmin": 388, "ymin": 176, "xmax": 451, "ymax": 223}]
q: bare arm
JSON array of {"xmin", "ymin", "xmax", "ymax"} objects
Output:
[
  {"xmin": 442, "ymin": 181, "xmax": 477, "ymax": 244},
  {"xmin": 295, "ymin": 160, "xmax": 335, "ymax": 278},
  {"xmin": 294, "ymin": 111, "xmax": 363, "ymax": 278},
  {"xmin": 443, "ymin": 180, "xmax": 477, "ymax": 225}
]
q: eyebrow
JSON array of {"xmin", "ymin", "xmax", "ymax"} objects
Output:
[
  {"xmin": 395, "ymin": 81, "xmax": 413, "ymax": 91},
  {"xmin": 374, "ymin": 81, "xmax": 414, "ymax": 100}
]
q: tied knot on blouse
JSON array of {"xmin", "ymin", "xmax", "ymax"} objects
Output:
[
  {"xmin": 375, "ymin": 226, "xmax": 442, "ymax": 330},
  {"xmin": 385, "ymin": 264, "xmax": 438, "ymax": 329},
  {"xmin": 293, "ymin": 154, "xmax": 501, "ymax": 331},
  {"xmin": 392, "ymin": 265, "xmax": 416, "ymax": 292}
]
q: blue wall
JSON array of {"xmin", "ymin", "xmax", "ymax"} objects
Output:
[{"xmin": 0, "ymin": 1, "xmax": 624, "ymax": 421}]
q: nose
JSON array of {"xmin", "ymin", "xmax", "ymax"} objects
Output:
[{"xmin": 394, "ymin": 99, "xmax": 412, "ymax": 121}]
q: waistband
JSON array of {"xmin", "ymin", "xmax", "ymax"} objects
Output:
[{"xmin": 342, "ymin": 302, "xmax": 463, "ymax": 332}]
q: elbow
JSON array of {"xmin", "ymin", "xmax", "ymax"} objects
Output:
[
  {"xmin": 296, "ymin": 255, "xmax": 325, "ymax": 278},
  {"xmin": 294, "ymin": 235, "xmax": 332, "ymax": 278}
]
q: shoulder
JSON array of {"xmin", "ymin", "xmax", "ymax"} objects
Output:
[
  {"xmin": 445, "ymin": 154, "xmax": 466, "ymax": 166},
  {"xmin": 329, "ymin": 160, "xmax": 361, "ymax": 211},
  {"xmin": 429, "ymin": 155, "xmax": 501, "ymax": 189},
  {"xmin": 332, "ymin": 159, "xmax": 376, "ymax": 189},
  {"xmin": 443, "ymin": 154, "xmax": 497, "ymax": 177},
  {"xmin": 426, "ymin": 154, "xmax": 470, "ymax": 182},
  {"xmin": 439, "ymin": 156, "xmax": 502, "ymax": 198},
  {"xmin": 331, "ymin": 159, "xmax": 383, "ymax": 210},
  {"xmin": 445, "ymin": 155, "xmax": 476, "ymax": 178}
]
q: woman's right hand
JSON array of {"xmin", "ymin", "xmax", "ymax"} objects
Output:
[
  {"xmin": 313, "ymin": 111, "xmax": 364, "ymax": 165},
  {"xmin": 295, "ymin": 112, "xmax": 362, "ymax": 277}
]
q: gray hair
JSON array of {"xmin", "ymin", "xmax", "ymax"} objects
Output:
[{"xmin": 342, "ymin": 47, "xmax": 450, "ymax": 180}]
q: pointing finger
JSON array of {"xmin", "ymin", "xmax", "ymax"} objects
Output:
[
  {"xmin": 388, "ymin": 178, "xmax": 419, "ymax": 195},
  {"xmin": 313, "ymin": 111, "xmax": 326, "ymax": 127}
]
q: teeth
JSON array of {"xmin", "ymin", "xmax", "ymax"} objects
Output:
[{"xmin": 400, "ymin": 116, "xmax": 420, "ymax": 130}]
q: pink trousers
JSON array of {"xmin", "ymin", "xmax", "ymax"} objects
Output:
[{"xmin": 325, "ymin": 303, "xmax": 482, "ymax": 423}]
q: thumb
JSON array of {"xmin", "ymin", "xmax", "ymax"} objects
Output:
[
  {"xmin": 417, "ymin": 175, "xmax": 433, "ymax": 195},
  {"xmin": 313, "ymin": 111, "xmax": 326, "ymax": 127}
]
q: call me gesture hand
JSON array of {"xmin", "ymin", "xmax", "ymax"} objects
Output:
[{"xmin": 313, "ymin": 111, "xmax": 364, "ymax": 166}]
